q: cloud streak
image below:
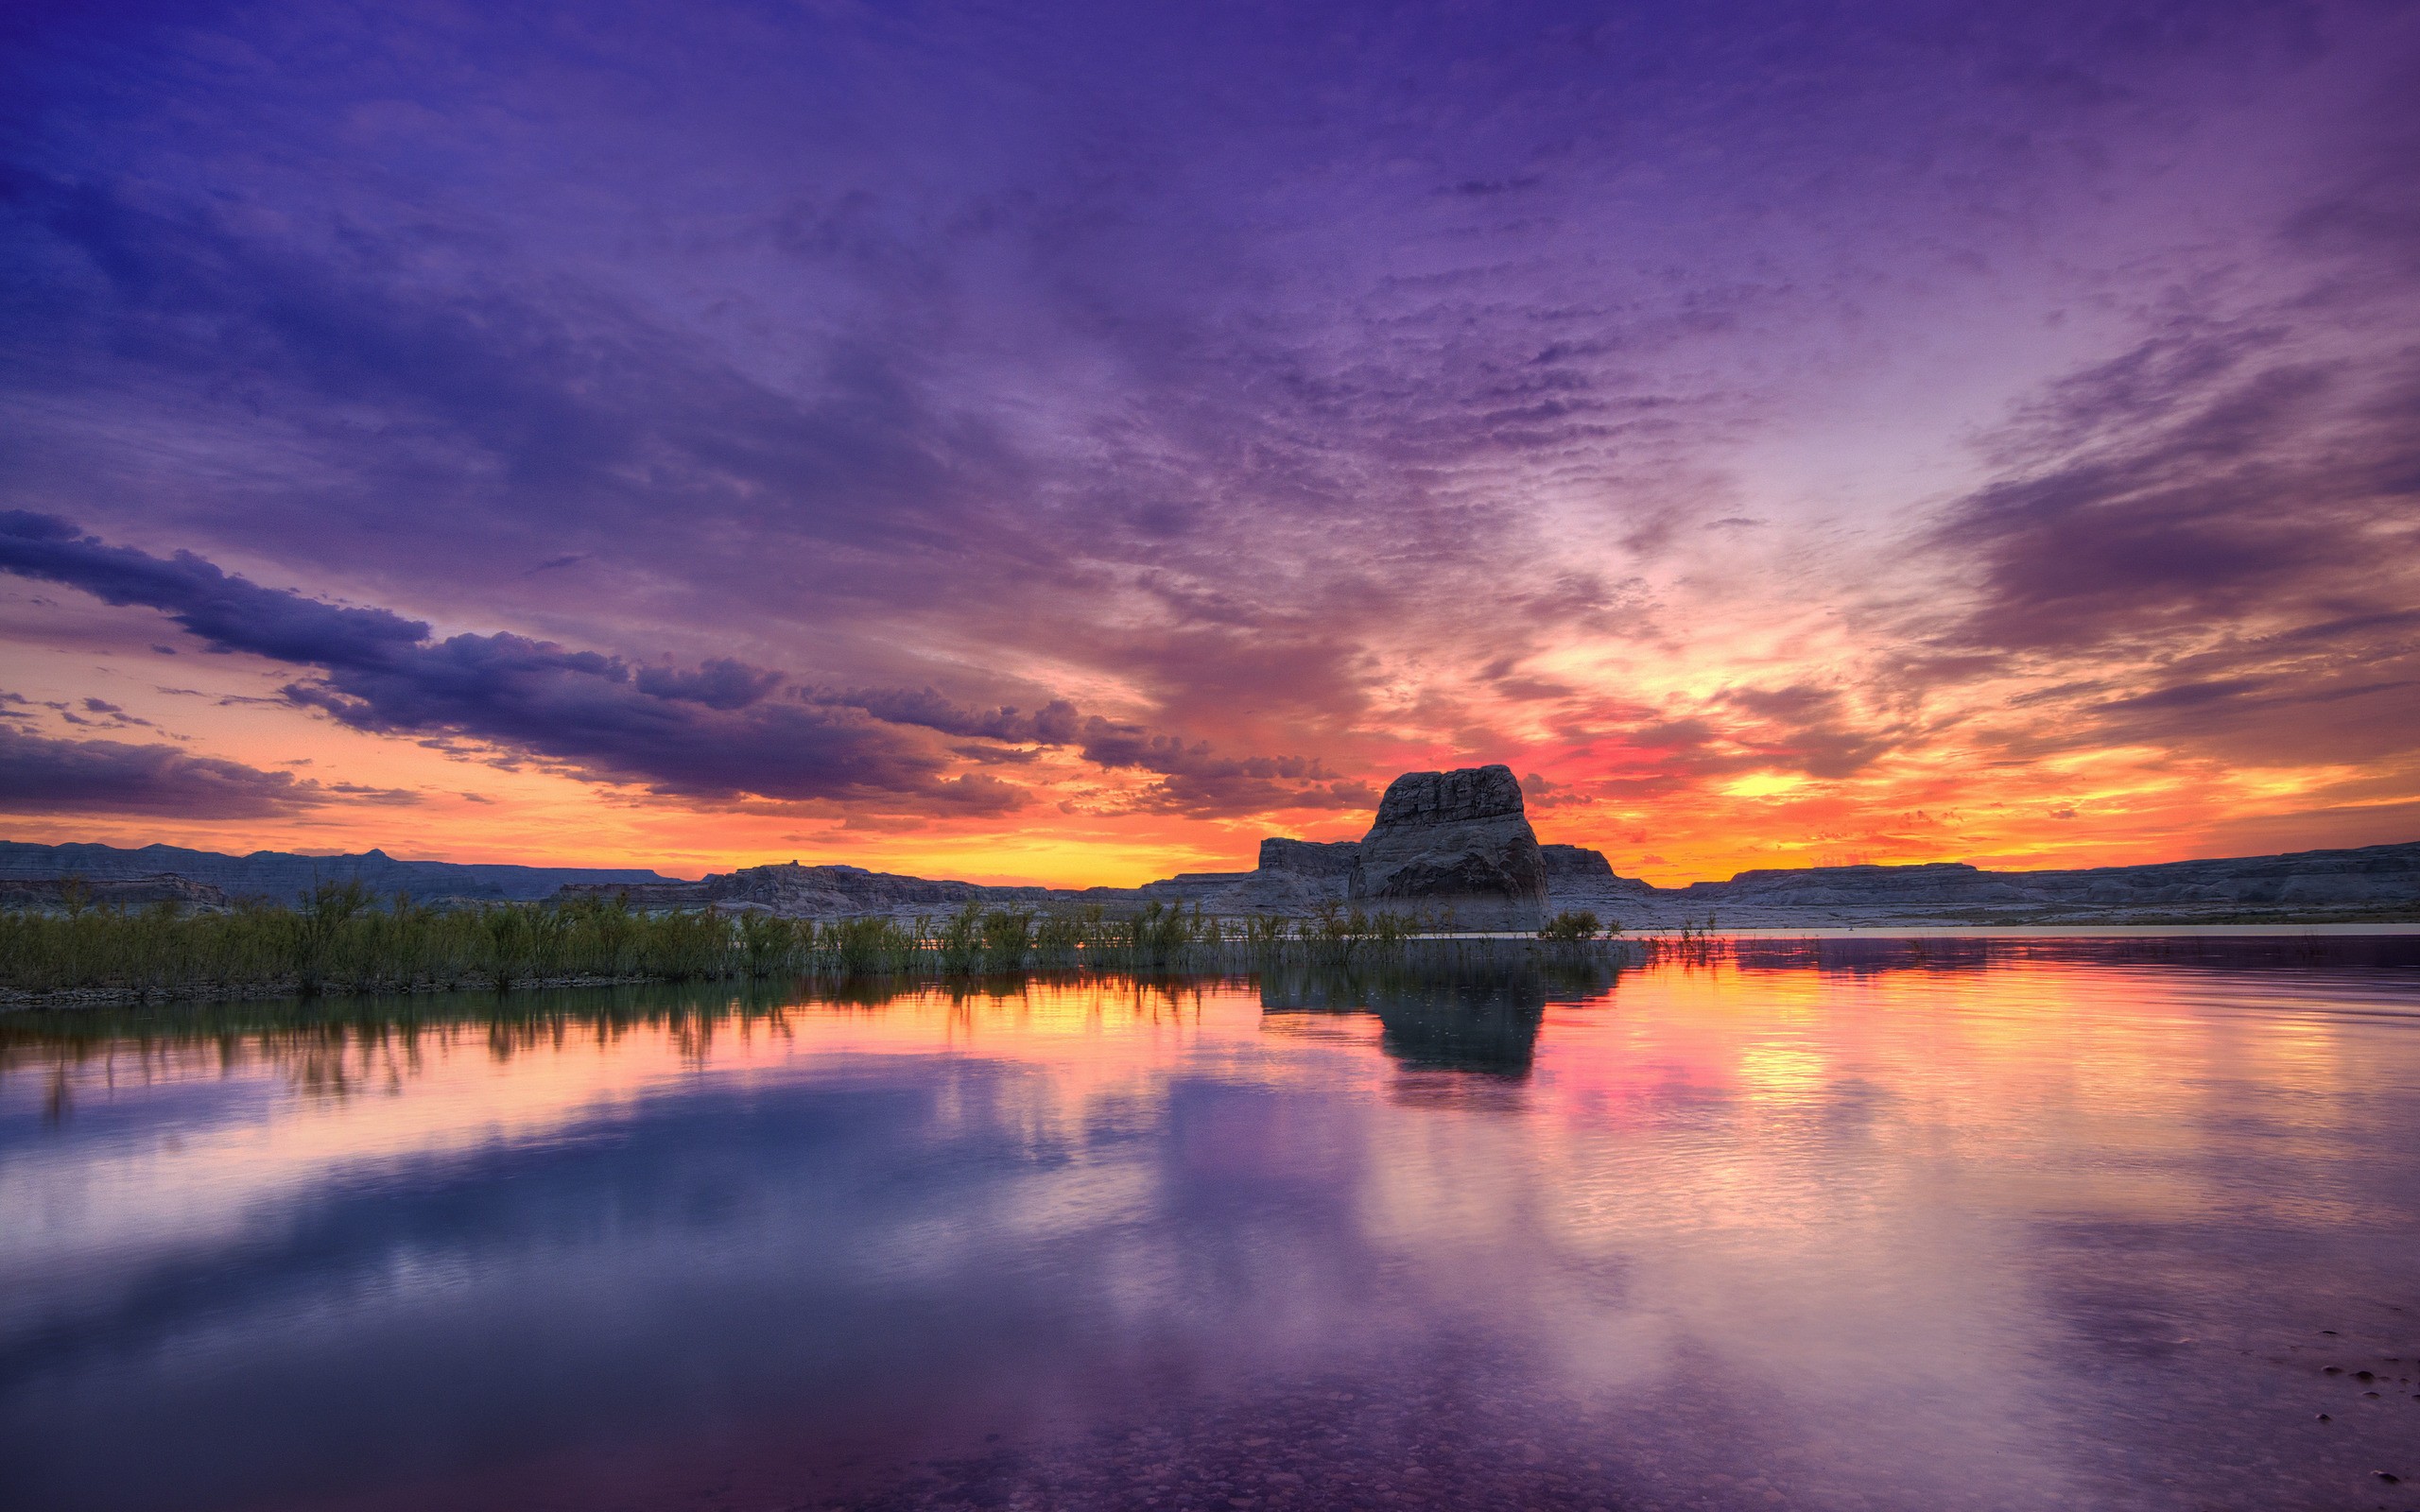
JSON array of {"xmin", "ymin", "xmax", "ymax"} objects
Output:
[
  {"xmin": 0, "ymin": 723, "xmax": 414, "ymax": 818},
  {"xmin": 0, "ymin": 511, "xmax": 977, "ymax": 809},
  {"xmin": 0, "ymin": 515, "xmax": 1360, "ymax": 819}
]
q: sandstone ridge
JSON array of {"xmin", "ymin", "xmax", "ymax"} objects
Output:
[{"xmin": 8, "ymin": 766, "xmax": 2418, "ymax": 925}]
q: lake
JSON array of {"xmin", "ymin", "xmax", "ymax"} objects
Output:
[{"xmin": 4, "ymin": 939, "xmax": 2418, "ymax": 1511}]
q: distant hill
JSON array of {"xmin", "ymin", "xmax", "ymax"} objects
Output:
[
  {"xmin": 563, "ymin": 838, "xmax": 2420, "ymax": 926},
  {"xmin": 1545, "ymin": 839, "xmax": 2420, "ymax": 926},
  {"xmin": 0, "ymin": 840, "xmax": 673, "ymax": 903},
  {"xmin": 5, "ymin": 827, "xmax": 2416, "ymax": 925}
]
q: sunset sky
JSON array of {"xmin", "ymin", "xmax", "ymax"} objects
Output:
[{"xmin": 5, "ymin": 0, "xmax": 2418, "ymax": 886}]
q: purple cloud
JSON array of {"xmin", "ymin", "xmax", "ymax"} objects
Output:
[
  {"xmin": 1, "ymin": 515, "xmax": 1356, "ymax": 816},
  {"xmin": 813, "ymin": 688, "xmax": 1083, "ymax": 747},
  {"xmin": 0, "ymin": 510, "xmax": 428, "ymax": 664},
  {"xmin": 0, "ymin": 512, "xmax": 970, "ymax": 808},
  {"xmin": 1920, "ymin": 320, "xmax": 2420, "ymax": 768},
  {"xmin": 0, "ymin": 724, "xmax": 413, "ymax": 818},
  {"xmin": 3, "ymin": 0, "xmax": 2419, "ymax": 856}
]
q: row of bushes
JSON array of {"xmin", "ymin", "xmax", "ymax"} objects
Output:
[{"xmin": 1, "ymin": 885, "xmax": 1556, "ymax": 1001}]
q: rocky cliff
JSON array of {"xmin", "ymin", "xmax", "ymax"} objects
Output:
[
  {"xmin": 1258, "ymin": 837, "xmax": 1360, "ymax": 879},
  {"xmin": 9, "ymin": 776, "xmax": 2416, "ymax": 927},
  {"xmin": 1347, "ymin": 765, "xmax": 1549, "ymax": 932}
]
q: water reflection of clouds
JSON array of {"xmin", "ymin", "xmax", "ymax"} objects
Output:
[{"xmin": 1, "ymin": 954, "xmax": 2416, "ymax": 1511}]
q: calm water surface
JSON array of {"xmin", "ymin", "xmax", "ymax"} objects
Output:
[{"xmin": 5, "ymin": 942, "xmax": 2419, "ymax": 1512}]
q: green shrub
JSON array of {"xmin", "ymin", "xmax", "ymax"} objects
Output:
[{"xmin": 1538, "ymin": 910, "xmax": 1604, "ymax": 941}]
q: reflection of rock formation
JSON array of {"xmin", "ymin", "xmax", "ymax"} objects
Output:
[
  {"xmin": 1260, "ymin": 953, "xmax": 1619, "ymax": 1076},
  {"xmin": 1348, "ymin": 765, "xmax": 1549, "ymax": 932}
]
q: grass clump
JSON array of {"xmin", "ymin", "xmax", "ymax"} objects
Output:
[{"xmin": 1538, "ymin": 910, "xmax": 1618, "ymax": 942}]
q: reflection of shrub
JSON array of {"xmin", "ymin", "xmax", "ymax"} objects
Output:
[
  {"xmin": 1031, "ymin": 906, "xmax": 1094, "ymax": 969},
  {"xmin": 0, "ymin": 890, "xmax": 764, "ymax": 1000},
  {"xmin": 979, "ymin": 909, "xmax": 1033, "ymax": 971},
  {"xmin": 1538, "ymin": 910, "xmax": 1604, "ymax": 942},
  {"xmin": 825, "ymin": 916, "xmax": 915, "ymax": 977},
  {"xmin": 935, "ymin": 902, "xmax": 985, "ymax": 972}
]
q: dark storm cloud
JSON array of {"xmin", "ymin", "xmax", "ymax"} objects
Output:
[{"xmin": 0, "ymin": 724, "xmax": 412, "ymax": 818}]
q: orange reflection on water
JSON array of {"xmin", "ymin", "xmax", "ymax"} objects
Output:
[
  {"xmin": 4, "ymin": 949, "xmax": 2418, "ymax": 1512},
  {"xmin": 5, "ymin": 959, "xmax": 2411, "ymax": 1270}
]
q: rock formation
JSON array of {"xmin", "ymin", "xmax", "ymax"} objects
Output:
[
  {"xmin": 1346, "ymin": 765, "xmax": 1549, "ymax": 932},
  {"xmin": 8, "ymin": 776, "xmax": 2415, "ymax": 927},
  {"xmin": 1538, "ymin": 843, "xmax": 1610, "ymax": 882},
  {"xmin": 1258, "ymin": 837, "xmax": 1360, "ymax": 880}
]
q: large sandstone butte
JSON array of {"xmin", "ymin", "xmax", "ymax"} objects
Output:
[{"xmin": 1347, "ymin": 765, "xmax": 1549, "ymax": 932}]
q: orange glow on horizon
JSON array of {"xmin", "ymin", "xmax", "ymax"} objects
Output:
[{"xmin": 4, "ymin": 581, "xmax": 2414, "ymax": 888}]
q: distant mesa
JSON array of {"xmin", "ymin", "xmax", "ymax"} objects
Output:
[
  {"xmin": 5, "ymin": 764, "xmax": 2418, "ymax": 926},
  {"xmin": 0, "ymin": 839, "xmax": 668, "ymax": 903},
  {"xmin": 1257, "ymin": 837, "xmax": 1359, "ymax": 879},
  {"xmin": 557, "ymin": 860, "xmax": 1050, "ymax": 916}
]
